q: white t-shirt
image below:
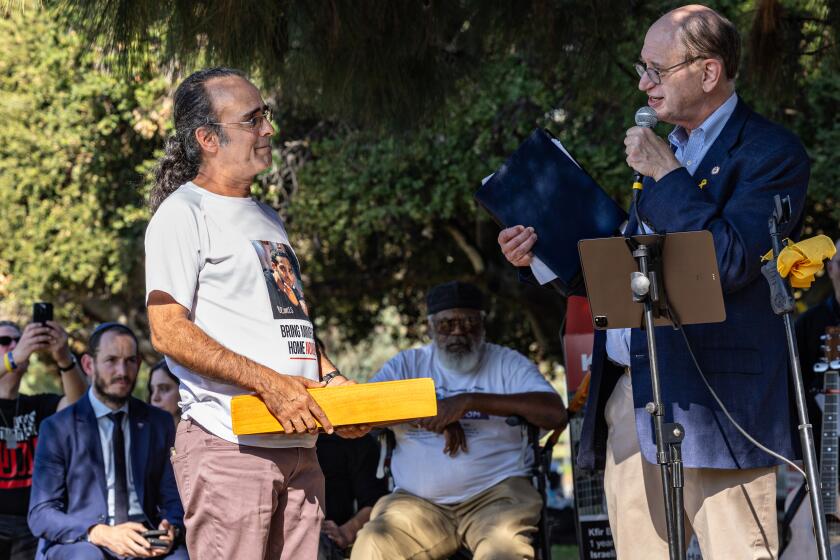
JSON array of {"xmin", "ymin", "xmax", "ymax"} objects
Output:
[
  {"xmin": 144, "ymin": 182, "xmax": 318, "ymax": 448},
  {"xmin": 372, "ymin": 342, "xmax": 557, "ymax": 504}
]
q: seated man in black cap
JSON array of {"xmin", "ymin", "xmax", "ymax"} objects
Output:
[{"xmin": 352, "ymin": 281, "xmax": 567, "ymax": 560}]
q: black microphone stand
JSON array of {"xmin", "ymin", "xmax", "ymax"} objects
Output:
[
  {"xmin": 626, "ymin": 191, "xmax": 686, "ymax": 560},
  {"xmin": 762, "ymin": 194, "xmax": 831, "ymax": 560}
]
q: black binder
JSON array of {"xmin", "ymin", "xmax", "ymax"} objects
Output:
[{"xmin": 475, "ymin": 128, "xmax": 626, "ymax": 296}]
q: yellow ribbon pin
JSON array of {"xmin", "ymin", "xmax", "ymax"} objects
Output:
[{"xmin": 698, "ymin": 179, "xmax": 708, "ymax": 189}]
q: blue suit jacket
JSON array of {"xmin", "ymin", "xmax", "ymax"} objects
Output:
[
  {"xmin": 577, "ymin": 99, "xmax": 809, "ymax": 470},
  {"xmin": 27, "ymin": 395, "xmax": 184, "ymax": 559}
]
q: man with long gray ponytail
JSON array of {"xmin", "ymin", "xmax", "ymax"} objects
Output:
[{"xmin": 144, "ymin": 68, "xmax": 364, "ymax": 559}]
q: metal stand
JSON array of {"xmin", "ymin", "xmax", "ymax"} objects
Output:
[
  {"xmin": 763, "ymin": 195, "xmax": 831, "ymax": 560},
  {"xmin": 625, "ymin": 231, "xmax": 686, "ymax": 560},
  {"xmin": 580, "ymin": 209, "xmax": 729, "ymax": 560}
]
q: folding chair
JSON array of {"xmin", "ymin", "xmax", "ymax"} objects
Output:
[{"xmin": 506, "ymin": 415, "xmax": 563, "ymax": 560}]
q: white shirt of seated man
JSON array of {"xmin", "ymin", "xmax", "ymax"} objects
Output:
[{"xmin": 372, "ymin": 304, "xmax": 560, "ymax": 505}]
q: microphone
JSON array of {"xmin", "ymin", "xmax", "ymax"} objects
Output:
[{"xmin": 632, "ymin": 106, "xmax": 658, "ymax": 190}]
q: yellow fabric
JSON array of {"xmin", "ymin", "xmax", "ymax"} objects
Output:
[{"xmin": 761, "ymin": 235, "xmax": 837, "ymax": 288}]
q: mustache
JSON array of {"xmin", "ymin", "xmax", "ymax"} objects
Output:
[
  {"xmin": 445, "ymin": 338, "xmax": 472, "ymax": 348},
  {"xmin": 441, "ymin": 335, "xmax": 480, "ymax": 355},
  {"xmin": 445, "ymin": 336, "xmax": 471, "ymax": 345}
]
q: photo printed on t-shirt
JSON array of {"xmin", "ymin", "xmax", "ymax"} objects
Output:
[{"xmin": 252, "ymin": 240, "xmax": 310, "ymax": 321}]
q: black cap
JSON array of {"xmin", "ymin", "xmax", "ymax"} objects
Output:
[{"xmin": 426, "ymin": 281, "xmax": 484, "ymax": 315}]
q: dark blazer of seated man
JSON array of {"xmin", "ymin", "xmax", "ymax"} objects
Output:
[
  {"xmin": 352, "ymin": 282, "xmax": 568, "ymax": 560},
  {"xmin": 28, "ymin": 323, "xmax": 187, "ymax": 560}
]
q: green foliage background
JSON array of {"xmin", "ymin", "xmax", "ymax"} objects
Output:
[
  {"xmin": 0, "ymin": 7, "xmax": 170, "ymax": 391},
  {"xmin": 1, "ymin": 1, "xmax": 838, "ymax": 392}
]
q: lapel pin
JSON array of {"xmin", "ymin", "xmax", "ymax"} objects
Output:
[
  {"xmin": 711, "ymin": 166, "xmax": 720, "ymax": 175},
  {"xmin": 698, "ymin": 179, "xmax": 708, "ymax": 189}
]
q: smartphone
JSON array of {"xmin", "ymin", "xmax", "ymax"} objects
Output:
[
  {"xmin": 141, "ymin": 529, "xmax": 167, "ymax": 538},
  {"xmin": 33, "ymin": 302, "xmax": 53, "ymax": 325},
  {"xmin": 141, "ymin": 529, "xmax": 169, "ymax": 549},
  {"xmin": 148, "ymin": 538, "xmax": 169, "ymax": 549}
]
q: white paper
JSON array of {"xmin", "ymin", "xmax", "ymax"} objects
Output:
[
  {"xmin": 550, "ymin": 138, "xmax": 582, "ymax": 169},
  {"xmin": 530, "ymin": 256, "xmax": 558, "ymax": 285}
]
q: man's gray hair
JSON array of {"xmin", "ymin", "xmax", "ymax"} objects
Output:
[
  {"xmin": 149, "ymin": 67, "xmax": 244, "ymax": 213},
  {"xmin": 677, "ymin": 9, "xmax": 741, "ymax": 80}
]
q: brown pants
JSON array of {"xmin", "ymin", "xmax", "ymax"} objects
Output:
[
  {"xmin": 351, "ymin": 476, "xmax": 541, "ymax": 560},
  {"xmin": 171, "ymin": 419, "xmax": 324, "ymax": 560},
  {"xmin": 604, "ymin": 372, "xmax": 778, "ymax": 560}
]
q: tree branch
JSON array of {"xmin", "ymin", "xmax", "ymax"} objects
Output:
[{"xmin": 444, "ymin": 224, "xmax": 485, "ymax": 274}]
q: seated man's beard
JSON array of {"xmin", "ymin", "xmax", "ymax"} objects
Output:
[
  {"xmin": 94, "ymin": 374, "xmax": 134, "ymax": 407},
  {"xmin": 436, "ymin": 333, "xmax": 485, "ymax": 372}
]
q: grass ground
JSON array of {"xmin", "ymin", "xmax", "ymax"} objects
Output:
[{"xmin": 552, "ymin": 545, "xmax": 579, "ymax": 559}]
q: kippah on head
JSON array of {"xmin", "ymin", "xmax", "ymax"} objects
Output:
[
  {"xmin": 426, "ymin": 281, "xmax": 484, "ymax": 315},
  {"xmin": 87, "ymin": 322, "xmax": 137, "ymax": 356}
]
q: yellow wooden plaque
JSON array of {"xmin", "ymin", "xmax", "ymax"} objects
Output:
[{"xmin": 231, "ymin": 378, "xmax": 437, "ymax": 435}]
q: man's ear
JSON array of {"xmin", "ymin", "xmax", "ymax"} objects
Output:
[
  {"xmin": 80, "ymin": 353, "xmax": 95, "ymax": 378},
  {"xmin": 195, "ymin": 126, "xmax": 220, "ymax": 155},
  {"xmin": 701, "ymin": 58, "xmax": 724, "ymax": 93}
]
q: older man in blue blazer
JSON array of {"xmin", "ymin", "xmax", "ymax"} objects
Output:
[
  {"xmin": 499, "ymin": 5, "xmax": 808, "ymax": 560},
  {"xmin": 28, "ymin": 323, "xmax": 187, "ymax": 560}
]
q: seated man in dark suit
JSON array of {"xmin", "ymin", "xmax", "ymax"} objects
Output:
[{"xmin": 27, "ymin": 323, "xmax": 187, "ymax": 560}]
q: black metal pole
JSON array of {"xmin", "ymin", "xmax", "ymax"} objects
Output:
[
  {"xmin": 635, "ymin": 243, "xmax": 686, "ymax": 560},
  {"xmin": 767, "ymin": 201, "xmax": 831, "ymax": 560},
  {"xmin": 531, "ymin": 424, "xmax": 552, "ymax": 560}
]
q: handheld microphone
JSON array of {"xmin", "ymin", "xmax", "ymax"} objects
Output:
[{"xmin": 632, "ymin": 106, "xmax": 658, "ymax": 190}]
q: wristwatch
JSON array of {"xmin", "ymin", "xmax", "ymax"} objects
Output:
[
  {"xmin": 57, "ymin": 355, "xmax": 77, "ymax": 373},
  {"xmin": 323, "ymin": 370, "xmax": 342, "ymax": 385}
]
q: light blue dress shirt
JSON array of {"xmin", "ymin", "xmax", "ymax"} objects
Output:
[
  {"xmin": 87, "ymin": 388, "xmax": 144, "ymax": 525},
  {"xmin": 605, "ymin": 92, "xmax": 739, "ymax": 367}
]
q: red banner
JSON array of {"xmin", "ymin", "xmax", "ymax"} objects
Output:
[{"xmin": 563, "ymin": 295, "xmax": 594, "ymax": 393}]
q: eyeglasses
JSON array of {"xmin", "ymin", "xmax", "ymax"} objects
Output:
[
  {"xmin": 0, "ymin": 336, "xmax": 20, "ymax": 346},
  {"xmin": 208, "ymin": 109, "xmax": 274, "ymax": 132},
  {"xmin": 432, "ymin": 316, "xmax": 483, "ymax": 335},
  {"xmin": 634, "ymin": 57, "xmax": 700, "ymax": 85}
]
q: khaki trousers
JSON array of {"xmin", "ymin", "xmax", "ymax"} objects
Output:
[
  {"xmin": 351, "ymin": 476, "xmax": 541, "ymax": 560},
  {"xmin": 604, "ymin": 372, "xmax": 778, "ymax": 560},
  {"xmin": 171, "ymin": 419, "xmax": 324, "ymax": 560}
]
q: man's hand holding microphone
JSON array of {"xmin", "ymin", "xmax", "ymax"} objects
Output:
[{"xmin": 624, "ymin": 106, "xmax": 680, "ymax": 183}]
